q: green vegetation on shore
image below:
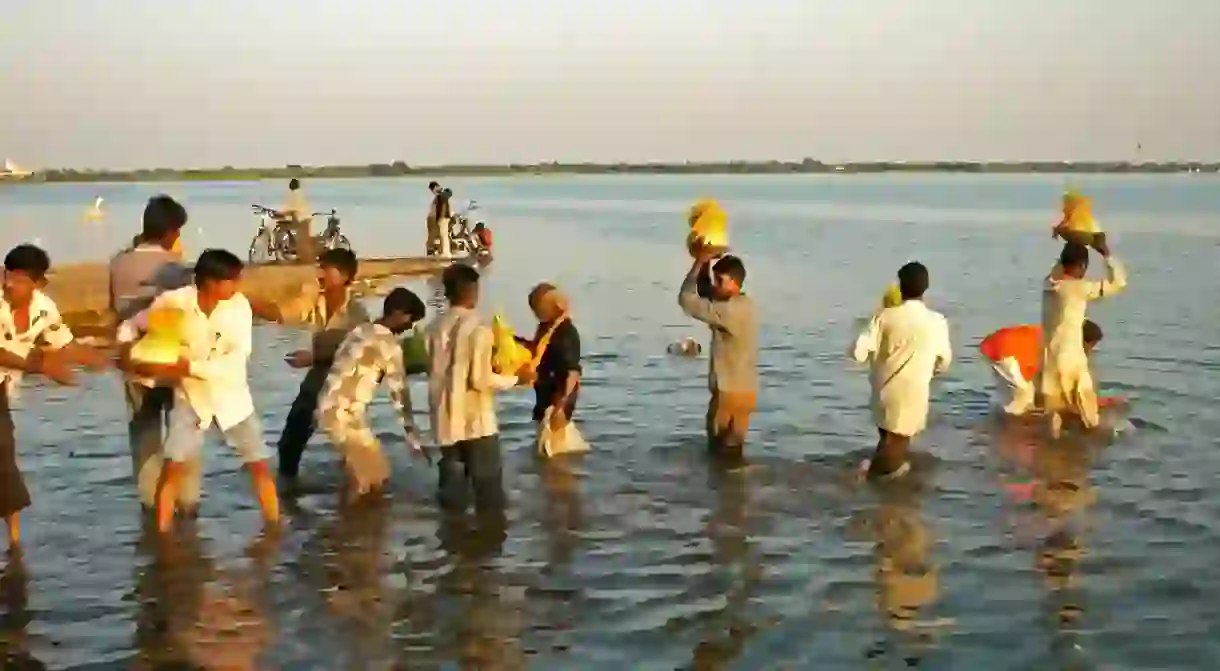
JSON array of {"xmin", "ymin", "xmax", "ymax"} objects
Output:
[{"xmin": 8, "ymin": 159, "xmax": 1220, "ymax": 184}]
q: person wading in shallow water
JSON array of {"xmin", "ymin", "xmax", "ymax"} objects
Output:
[
  {"xmin": 247, "ymin": 249, "xmax": 370, "ymax": 482},
  {"xmin": 1, "ymin": 244, "xmax": 108, "ymax": 549},
  {"xmin": 678, "ymin": 244, "xmax": 758, "ymax": 466},
  {"xmin": 852, "ymin": 262, "xmax": 952, "ymax": 481}
]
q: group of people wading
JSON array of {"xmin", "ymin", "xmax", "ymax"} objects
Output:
[{"xmin": 0, "ymin": 191, "xmax": 1125, "ymax": 552}]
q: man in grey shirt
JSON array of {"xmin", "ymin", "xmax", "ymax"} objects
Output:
[
  {"xmin": 678, "ymin": 249, "xmax": 758, "ymax": 463},
  {"xmin": 108, "ymin": 195, "xmax": 200, "ymax": 513}
]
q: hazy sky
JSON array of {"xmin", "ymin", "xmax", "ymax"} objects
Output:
[{"xmin": 3, "ymin": 0, "xmax": 1218, "ymax": 169}]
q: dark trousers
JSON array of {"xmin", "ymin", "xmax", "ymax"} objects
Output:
[
  {"xmin": 437, "ymin": 435, "xmax": 506, "ymax": 516},
  {"xmin": 0, "ymin": 383, "xmax": 30, "ymax": 518},
  {"xmin": 277, "ymin": 365, "xmax": 330, "ymax": 477}
]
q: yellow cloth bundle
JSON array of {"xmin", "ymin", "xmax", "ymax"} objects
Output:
[
  {"xmin": 491, "ymin": 314, "xmax": 532, "ymax": 375},
  {"xmin": 130, "ymin": 307, "xmax": 187, "ymax": 365},
  {"xmin": 686, "ymin": 199, "xmax": 728, "ymax": 254},
  {"xmin": 1058, "ymin": 189, "xmax": 1099, "ymax": 236},
  {"xmin": 881, "ymin": 284, "xmax": 903, "ymax": 310}
]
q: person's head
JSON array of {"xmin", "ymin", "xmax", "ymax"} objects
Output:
[
  {"xmin": 381, "ymin": 287, "xmax": 427, "ymax": 334},
  {"xmin": 2, "ymin": 244, "xmax": 51, "ymax": 307},
  {"xmin": 1083, "ymin": 319, "xmax": 1103, "ymax": 354},
  {"xmin": 441, "ymin": 263, "xmax": 480, "ymax": 307},
  {"xmin": 289, "ymin": 178, "xmax": 300, "ymax": 191},
  {"xmin": 528, "ymin": 282, "xmax": 570, "ymax": 322},
  {"xmin": 141, "ymin": 195, "xmax": 188, "ymax": 251},
  {"xmin": 428, "ymin": 181, "xmax": 440, "ymax": 194},
  {"xmin": 711, "ymin": 255, "xmax": 746, "ymax": 299},
  {"xmin": 897, "ymin": 261, "xmax": 929, "ymax": 300},
  {"xmin": 473, "ymin": 222, "xmax": 485, "ymax": 232},
  {"xmin": 316, "ymin": 248, "xmax": 358, "ymax": 289},
  {"xmin": 193, "ymin": 249, "xmax": 244, "ymax": 301},
  {"xmin": 1058, "ymin": 242, "xmax": 1090, "ymax": 278}
]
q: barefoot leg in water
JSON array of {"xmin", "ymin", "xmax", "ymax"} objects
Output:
[
  {"xmin": 5, "ymin": 513, "xmax": 18, "ymax": 549},
  {"xmin": 248, "ymin": 461, "xmax": 280, "ymax": 526},
  {"xmin": 154, "ymin": 461, "xmax": 182, "ymax": 532},
  {"xmin": 868, "ymin": 429, "xmax": 911, "ymax": 480}
]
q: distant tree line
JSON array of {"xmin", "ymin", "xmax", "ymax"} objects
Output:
[{"xmin": 19, "ymin": 159, "xmax": 1220, "ymax": 184}]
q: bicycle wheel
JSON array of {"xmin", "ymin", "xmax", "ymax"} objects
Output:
[
  {"xmin": 248, "ymin": 233, "xmax": 271, "ymax": 264},
  {"xmin": 276, "ymin": 229, "xmax": 299, "ymax": 263}
]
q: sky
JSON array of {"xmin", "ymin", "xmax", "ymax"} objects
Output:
[{"xmin": 2, "ymin": 0, "xmax": 1218, "ymax": 169}]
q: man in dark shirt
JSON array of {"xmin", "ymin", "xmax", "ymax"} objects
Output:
[{"xmin": 519, "ymin": 283, "xmax": 581, "ymax": 429}]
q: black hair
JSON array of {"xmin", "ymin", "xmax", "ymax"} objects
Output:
[
  {"xmin": 141, "ymin": 195, "xmax": 188, "ymax": 242},
  {"xmin": 3, "ymin": 244, "xmax": 51, "ymax": 281},
  {"xmin": 473, "ymin": 222, "xmax": 485, "ymax": 231},
  {"xmin": 1059, "ymin": 242, "xmax": 1090, "ymax": 269},
  {"xmin": 898, "ymin": 261, "xmax": 929, "ymax": 300},
  {"xmin": 289, "ymin": 178, "xmax": 300, "ymax": 191},
  {"xmin": 193, "ymin": 248, "xmax": 244, "ymax": 285},
  {"xmin": 428, "ymin": 181, "xmax": 440, "ymax": 191},
  {"xmin": 713, "ymin": 255, "xmax": 746, "ymax": 286},
  {"xmin": 1083, "ymin": 319, "xmax": 1103, "ymax": 345},
  {"xmin": 441, "ymin": 263, "xmax": 480, "ymax": 302},
  {"xmin": 318, "ymin": 248, "xmax": 358, "ymax": 282},
  {"xmin": 384, "ymin": 287, "xmax": 427, "ymax": 322}
]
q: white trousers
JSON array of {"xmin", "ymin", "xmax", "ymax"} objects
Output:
[{"xmin": 991, "ymin": 357, "xmax": 1035, "ymax": 416}]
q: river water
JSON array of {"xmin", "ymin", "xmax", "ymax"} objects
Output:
[{"xmin": 1, "ymin": 175, "xmax": 1218, "ymax": 669}]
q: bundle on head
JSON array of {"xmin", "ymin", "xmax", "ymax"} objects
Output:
[
  {"xmin": 686, "ymin": 199, "xmax": 728, "ymax": 255},
  {"xmin": 1055, "ymin": 189, "xmax": 1100, "ymax": 244}
]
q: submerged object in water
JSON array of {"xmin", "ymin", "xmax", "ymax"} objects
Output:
[
  {"xmin": 667, "ymin": 337, "xmax": 702, "ymax": 357},
  {"xmin": 686, "ymin": 199, "xmax": 728, "ymax": 253},
  {"xmin": 491, "ymin": 314, "xmax": 532, "ymax": 375},
  {"xmin": 129, "ymin": 307, "xmax": 186, "ymax": 364}
]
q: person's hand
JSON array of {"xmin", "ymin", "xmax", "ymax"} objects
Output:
[
  {"xmin": 1090, "ymin": 232, "xmax": 1111, "ymax": 258},
  {"xmin": 31, "ymin": 349, "xmax": 77, "ymax": 386},
  {"xmin": 285, "ymin": 350, "xmax": 314, "ymax": 369},
  {"xmin": 548, "ymin": 406, "xmax": 568, "ymax": 432}
]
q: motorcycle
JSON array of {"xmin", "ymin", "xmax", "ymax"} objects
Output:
[
  {"xmin": 248, "ymin": 205, "xmax": 351, "ymax": 263},
  {"xmin": 446, "ymin": 200, "xmax": 490, "ymax": 259}
]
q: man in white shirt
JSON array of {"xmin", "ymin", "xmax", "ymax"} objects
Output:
[
  {"xmin": 852, "ymin": 262, "xmax": 952, "ymax": 481},
  {"xmin": 276, "ymin": 178, "xmax": 315, "ymax": 262},
  {"xmin": 1, "ymin": 244, "xmax": 108, "ymax": 548},
  {"xmin": 117, "ymin": 249, "xmax": 280, "ymax": 533},
  {"xmin": 425, "ymin": 264, "xmax": 517, "ymax": 516}
]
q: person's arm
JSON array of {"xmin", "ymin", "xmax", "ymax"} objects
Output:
[
  {"xmin": 551, "ymin": 324, "xmax": 582, "ymax": 408},
  {"xmin": 851, "ymin": 315, "xmax": 881, "ymax": 364},
  {"xmin": 380, "ymin": 341, "xmax": 421, "ymax": 447},
  {"xmin": 0, "ymin": 349, "xmax": 32, "ymax": 373},
  {"xmin": 678, "ymin": 259, "xmax": 736, "ymax": 328},
  {"xmin": 469, "ymin": 325, "xmax": 518, "ymax": 391},
  {"xmin": 1085, "ymin": 255, "xmax": 1127, "ymax": 300},
  {"xmin": 934, "ymin": 318, "xmax": 952, "ymax": 375}
]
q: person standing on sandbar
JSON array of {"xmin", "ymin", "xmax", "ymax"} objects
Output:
[{"xmin": 678, "ymin": 245, "xmax": 758, "ymax": 464}]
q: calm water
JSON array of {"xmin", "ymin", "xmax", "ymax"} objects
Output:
[{"xmin": 1, "ymin": 174, "xmax": 1219, "ymax": 669}]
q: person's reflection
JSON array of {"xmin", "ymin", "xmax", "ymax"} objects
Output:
[
  {"xmin": 850, "ymin": 474, "xmax": 940, "ymax": 666},
  {"xmin": 689, "ymin": 460, "xmax": 761, "ymax": 669},
  {"xmin": 433, "ymin": 511, "xmax": 522, "ymax": 668},
  {"xmin": 539, "ymin": 457, "xmax": 585, "ymax": 572},
  {"xmin": 1026, "ymin": 439, "xmax": 1097, "ymax": 633},
  {"xmin": 0, "ymin": 551, "xmax": 44, "ymax": 669},
  {"xmin": 132, "ymin": 521, "xmax": 273, "ymax": 670},
  {"xmin": 314, "ymin": 496, "xmax": 396, "ymax": 665}
]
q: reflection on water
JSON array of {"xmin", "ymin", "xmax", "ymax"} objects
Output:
[
  {"xmin": 847, "ymin": 469, "xmax": 943, "ymax": 667},
  {"xmin": 132, "ymin": 521, "xmax": 273, "ymax": 670}
]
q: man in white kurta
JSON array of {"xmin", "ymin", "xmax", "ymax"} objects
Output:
[
  {"xmin": 1038, "ymin": 241, "xmax": 1127, "ymax": 436},
  {"xmin": 852, "ymin": 262, "xmax": 952, "ymax": 479}
]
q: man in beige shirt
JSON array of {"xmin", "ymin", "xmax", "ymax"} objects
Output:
[
  {"xmin": 249, "ymin": 249, "xmax": 370, "ymax": 479},
  {"xmin": 425, "ymin": 264, "xmax": 517, "ymax": 516},
  {"xmin": 276, "ymin": 178, "xmax": 315, "ymax": 262}
]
